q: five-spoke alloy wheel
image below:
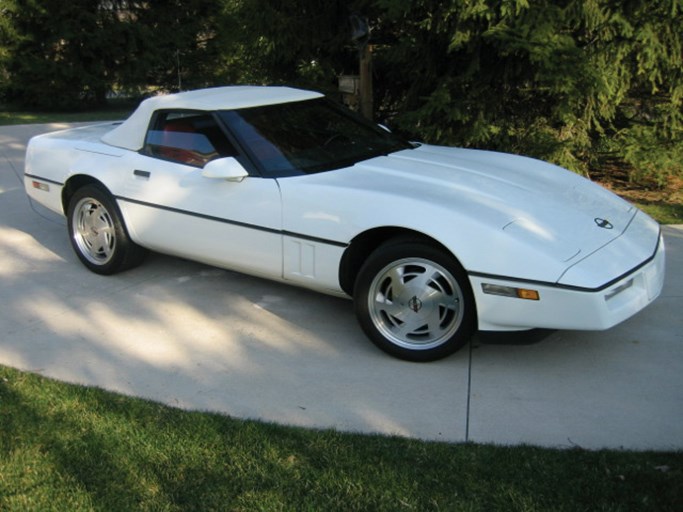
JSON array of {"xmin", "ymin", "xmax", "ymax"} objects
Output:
[
  {"xmin": 67, "ymin": 184, "xmax": 146, "ymax": 275},
  {"xmin": 354, "ymin": 240, "xmax": 475, "ymax": 361}
]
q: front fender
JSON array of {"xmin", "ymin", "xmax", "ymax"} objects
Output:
[{"xmin": 279, "ymin": 176, "xmax": 570, "ymax": 285}]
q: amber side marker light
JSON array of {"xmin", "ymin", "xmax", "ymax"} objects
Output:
[
  {"xmin": 482, "ymin": 283, "xmax": 540, "ymax": 300},
  {"xmin": 32, "ymin": 181, "xmax": 49, "ymax": 192}
]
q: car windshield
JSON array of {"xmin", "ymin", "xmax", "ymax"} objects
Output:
[{"xmin": 218, "ymin": 98, "xmax": 413, "ymax": 176}]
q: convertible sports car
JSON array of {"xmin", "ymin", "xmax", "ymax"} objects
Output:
[{"xmin": 24, "ymin": 86, "xmax": 665, "ymax": 361}]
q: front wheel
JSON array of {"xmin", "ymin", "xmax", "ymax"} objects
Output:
[
  {"xmin": 354, "ymin": 241, "xmax": 476, "ymax": 362},
  {"xmin": 67, "ymin": 184, "xmax": 146, "ymax": 275}
]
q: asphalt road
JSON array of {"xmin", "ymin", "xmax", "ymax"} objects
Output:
[{"xmin": 2, "ymin": 123, "xmax": 682, "ymax": 450}]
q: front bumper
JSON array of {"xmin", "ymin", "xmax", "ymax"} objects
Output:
[{"xmin": 472, "ymin": 232, "xmax": 665, "ymax": 332}]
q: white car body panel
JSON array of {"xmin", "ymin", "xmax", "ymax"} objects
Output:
[
  {"xmin": 116, "ymin": 153, "xmax": 283, "ymax": 280},
  {"xmin": 282, "ymin": 238, "xmax": 347, "ymax": 292},
  {"xmin": 278, "ymin": 144, "xmax": 644, "ymax": 284},
  {"xmin": 24, "ymin": 86, "xmax": 665, "ymax": 337}
]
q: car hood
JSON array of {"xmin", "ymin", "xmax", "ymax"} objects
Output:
[{"xmin": 353, "ymin": 144, "xmax": 637, "ymax": 263}]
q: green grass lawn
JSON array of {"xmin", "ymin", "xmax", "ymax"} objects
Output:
[
  {"xmin": 634, "ymin": 201, "xmax": 683, "ymax": 226},
  {"xmin": 1, "ymin": 365, "xmax": 681, "ymax": 511}
]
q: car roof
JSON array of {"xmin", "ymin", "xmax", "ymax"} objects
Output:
[{"xmin": 101, "ymin": 86, "xmax": 323, "ymax": 151}]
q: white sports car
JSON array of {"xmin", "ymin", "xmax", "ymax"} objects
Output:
[{"xmin": 24, "ymin": 86, "xmax": 666, "ymax": 361}]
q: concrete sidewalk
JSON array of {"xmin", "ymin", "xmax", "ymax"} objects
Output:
[{"xmin": 1, "ymin": 123, "xmax": 681, "ymax": 450}]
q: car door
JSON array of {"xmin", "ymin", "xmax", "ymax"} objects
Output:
[{"xmin": 117, "ymin": 111, "xmax": 283, "ymax": 280}]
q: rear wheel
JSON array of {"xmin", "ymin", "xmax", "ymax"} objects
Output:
[
  {"xmin": 354, "ymin": 240, "xmax": 475, "ymax": 361},
  {"xmin": 67, "ymin": 184, "xmax": 146, "ymax": 275}
]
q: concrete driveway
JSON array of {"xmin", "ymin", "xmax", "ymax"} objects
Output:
[{"xmin": 1, "ymin": 123, "xmax": 682, "ymax": 450}]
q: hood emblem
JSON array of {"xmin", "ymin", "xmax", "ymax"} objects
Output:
[{"xmin": 594, "ymin": 218, "xmax": 613, "ymax": 229}]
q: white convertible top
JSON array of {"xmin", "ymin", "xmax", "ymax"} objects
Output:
[{"xmin": 101, "ymin": 86, "xmax": 322, "ymax": 151}]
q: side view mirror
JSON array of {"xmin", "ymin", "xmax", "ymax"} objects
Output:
[{"xmin": 202, "ymin": 157, "xmax": 249, "ymax": 182}]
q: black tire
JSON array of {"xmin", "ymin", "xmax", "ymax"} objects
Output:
[
  {"xmin": 67, "ymin": 184, "xmax": 147, "ymax": 275},
  {"xmin": 354, "ymin": 240, "xmax": 476, "ymax": 362}
]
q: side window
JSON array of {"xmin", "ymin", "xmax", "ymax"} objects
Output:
[{"xmin": 144, "ymin": 112, "xmax": 237, "ymax": 167}]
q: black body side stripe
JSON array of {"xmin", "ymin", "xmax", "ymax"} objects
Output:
[
  {"xmin": 116, "ymin": 195, "xmax": 348, "ymax": 248},
  {"xmin": 468, "ymin": 230, "xmax": 661, "ymax": 293},
  {"xmin": 24, "ymin": 173, "xmax": 64, "ymax": 186},
  {"xmin": 281, "ymin": 230, "xmax": 347, "ymax": 247}
]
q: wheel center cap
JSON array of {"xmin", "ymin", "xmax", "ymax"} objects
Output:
[{"xmin": 408, "ymin": 296, "xmax": 423, "ymax": 313}]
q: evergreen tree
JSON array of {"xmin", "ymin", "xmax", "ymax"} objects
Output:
[
  {"xmin": 1, "ymin": 0, "xmax": 122, "ymax": 109},
  {"xmin": 370, "ymin": 0, "xmax": 683, "ymax": 183},
  {"xmin": 122, "ymin": 0, "xmax": 223, "ymax": 93},
  {"xmin": 0, "ymin": 0, "xmax": 224, "ymax": 109},
  {"xmin": 214, "ymin": 0, "xmax": 353, "ymax": 90},
  {"xmin": 220, "ymin": 0, "xmax": 683, "ymax": 184},
  {"xmin": 1, "ymin": 0, "xmax": 680, "ymax": 186}
]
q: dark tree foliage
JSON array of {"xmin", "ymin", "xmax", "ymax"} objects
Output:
[
  {"xmin": 366, "ymin": 0, "xmax": 683, "ymax": 182},
  {"xmin": 212, "ymin": 0, "xmax": 355, "ymax": 92},
  {"xmin": 0, "ymin": 0, "xmax": 222, "ymax": 109},
  {"xmin": 227, "ymin": 0, "xmax": 682, "ymax": 183},
  {"xmin": 0, "ymin": 0, "xmax": 681, "ymax": 184},
  {"xmin": 1, "ymin": 0, "xmax": 121, "ymax": 109},
  {"xmin": 121, "ymin": 0, "xmax": 223, "ymax": 93}
]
